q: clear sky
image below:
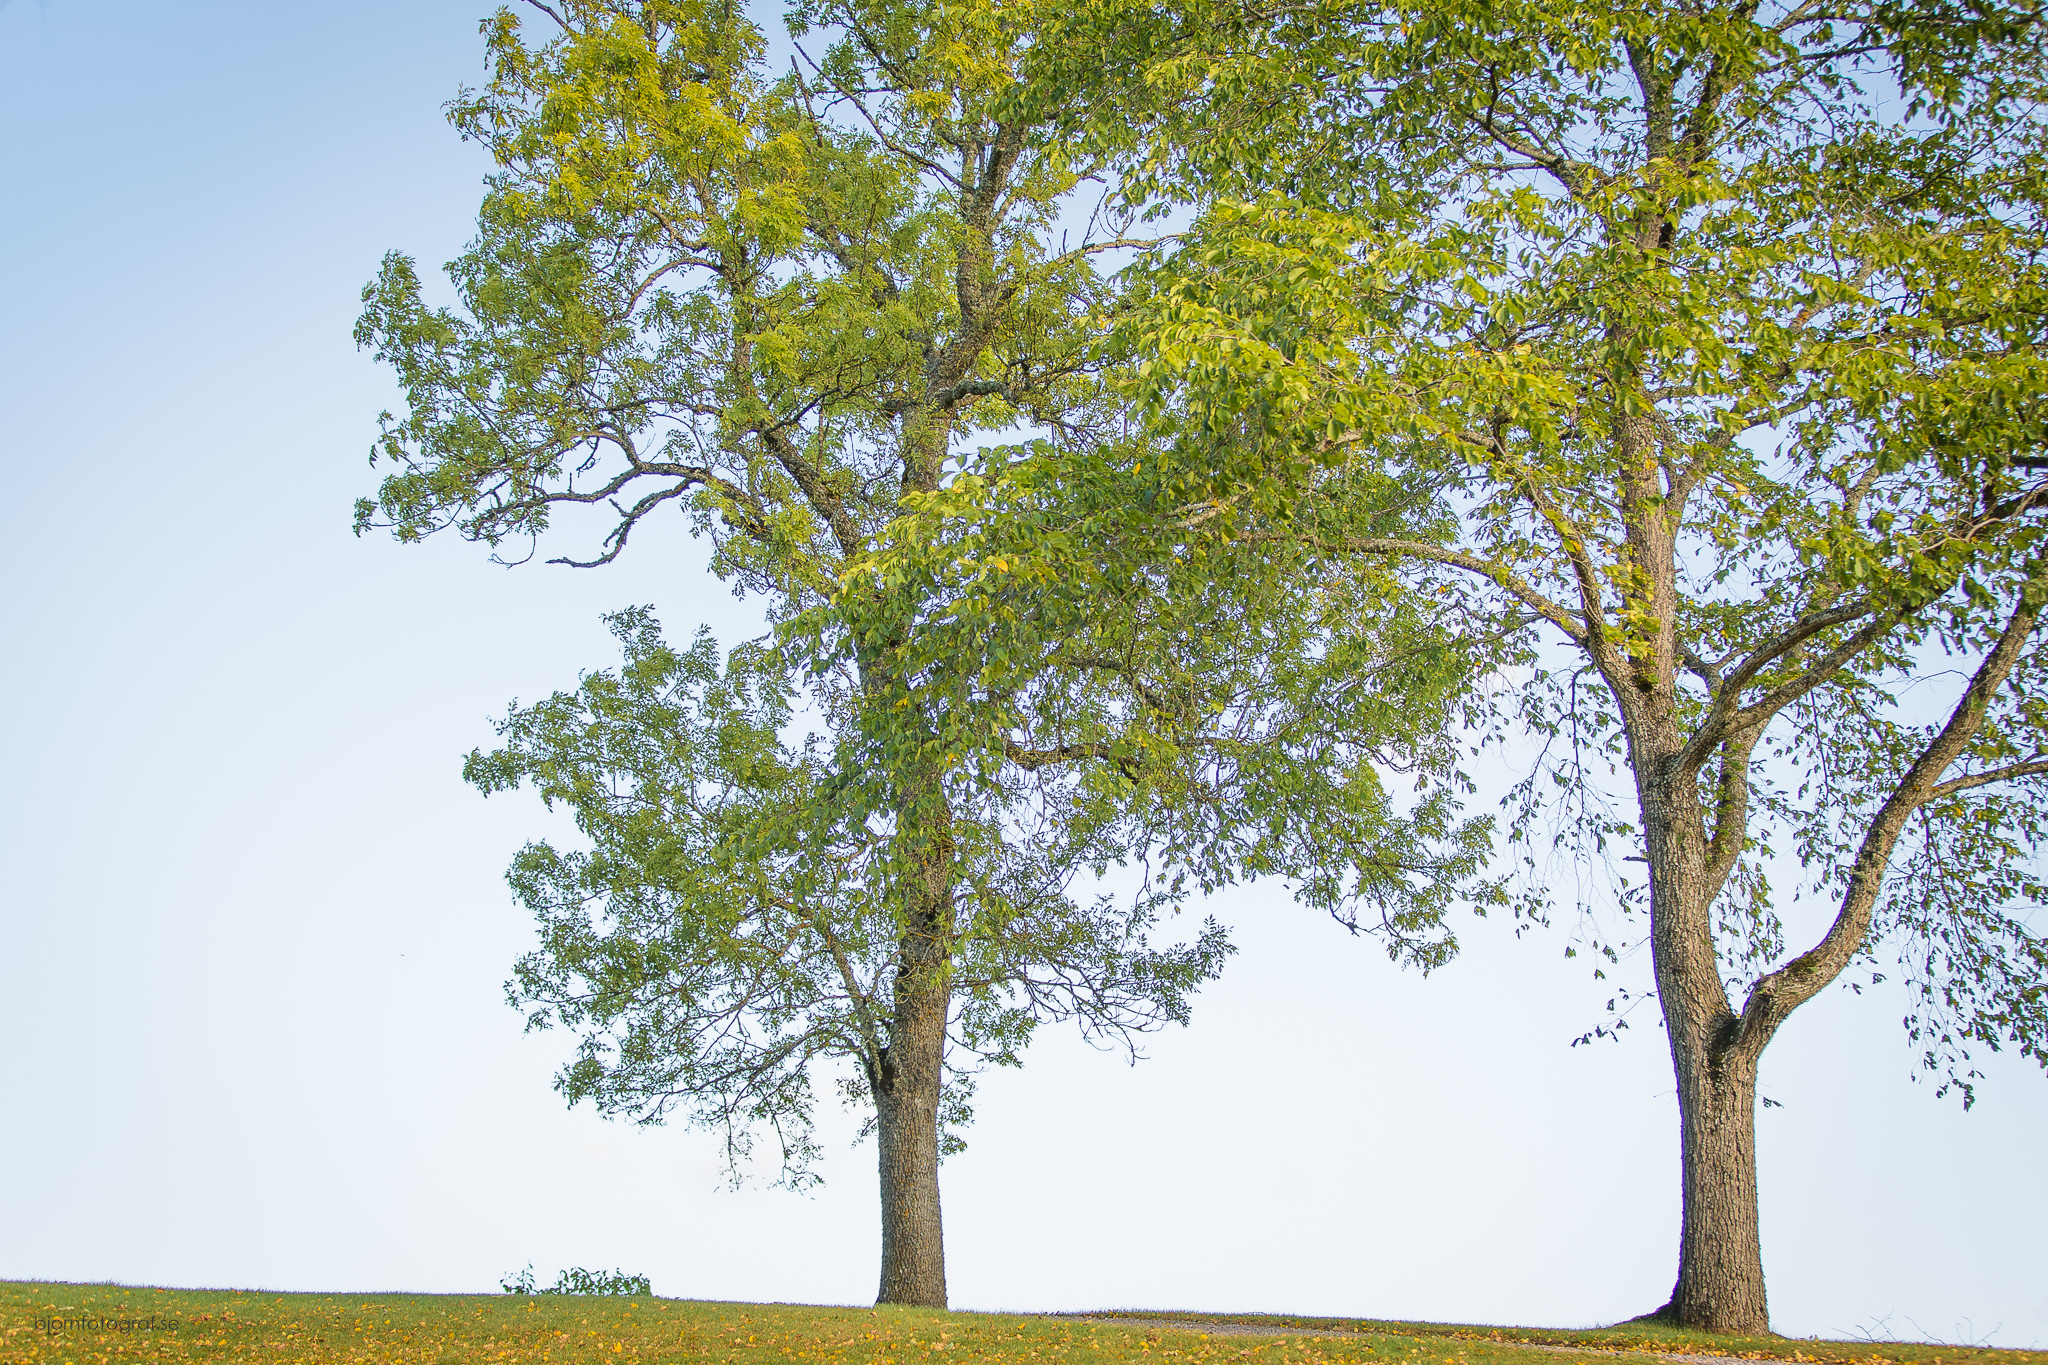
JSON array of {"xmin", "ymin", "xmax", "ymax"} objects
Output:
[{"xmin": 0, "ymin": 0, "xmax": 2042, "ymax": 1347}]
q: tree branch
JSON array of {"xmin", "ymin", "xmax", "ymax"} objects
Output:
[
  {"xmin": 1727, "ymin": 566, "xmax": 2048, "ymax": 1054},
  {"xmin": 1927, "ymin": 758, "xmax": 2048, "ymax": 800},
  {"xmin": 515, "ymin": 0, "xmax": 570, "ymax": 32},
  {"xmin": 1675, "ymin": 601, "xmax": 1882, "ymax": 767},
  {"xmin": 1003, "ymin": 739, "xmax": 1134, "ymax": 777},
  {"xmin": 1238, "ymin": 531, "xmax": 1587, "ymax": 643},
  {"xmin": 761, "ymin": 425, "xmax": 865, "ymax": 559}
]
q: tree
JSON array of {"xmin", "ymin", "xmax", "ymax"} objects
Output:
[
  {"xmin": 1026, "ymin": 0, "xmax": 2048, "ymax": 1332},
  {"xmin": 356, "ymin": 0, "xmax": 1495, "ymax": 1306},
  {"xmin": 465, "ymin": 606, "xmax": 1232, "ymax": 1252}
]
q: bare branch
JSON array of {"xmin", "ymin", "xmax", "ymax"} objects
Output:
[{"xmin": 515, "ymin": 0, "xmax": 570, "ymax": 32}]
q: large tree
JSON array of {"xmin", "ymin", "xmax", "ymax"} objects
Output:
[
  {"xmin": 1025, "ymin": 0, "xmax": 2048, "ymax": 1332},
  {"xmin": 356, "ymin": 0, "xmax": 1492, "ymax": 1307}
]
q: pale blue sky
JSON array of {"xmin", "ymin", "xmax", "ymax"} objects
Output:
[{"xmin": 1, "ymin": 0, "xmax": 2042, "ymax": 1346}]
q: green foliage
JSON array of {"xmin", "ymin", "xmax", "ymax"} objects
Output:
[
  {"xmin": 1030, "ymin": 0, "xmax": 2048, "ymax": 1093},
  {"xmin": 857, "ymin": 438, "xmax": 1511, "ymax": 969},
  {"xmin": 500, "ymin": 1265, "xmax": 653, "ymax": 1296},
  {"xmin": 469, "ymin": 608, "xmax": 1233, "ymax": 1178},
  {"xmin": 354, "ymin": 0, "xmax": 1116, "ymax": 583},
  {"xmin": 360, "ymin": 0, "xmax": 1504, "ymax": 1189}
]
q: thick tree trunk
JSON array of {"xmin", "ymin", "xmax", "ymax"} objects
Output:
[
  {"xmin": 1667, "ymin": 1036, "xmax": 1768, "ymax": 1332},
  {"xmin": 865, "ymin": 369, "xmax": 977, "ymax": 1309},
  {"xmin": 873, "ymin": 965, "xmax": 949, "ymax": 1307},
  {"xmin": 1637, "ymin": 738, "xmax": 1772, "ymax": 1335},
  {"xmin": 870, "ymin": 788, "xmax": 956, "ymax": 1309}
]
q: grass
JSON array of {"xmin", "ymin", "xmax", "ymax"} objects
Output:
[
  {"xmin": 1052, "ymin": 1312, "xmax": 2039, "ymax": 1365},
  {"xmin": 2, "ymin": 1283, "xmax": 2039, "ymax": 1365}
]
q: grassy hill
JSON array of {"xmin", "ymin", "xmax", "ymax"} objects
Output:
[{"xmin": 2, "ymin": 1282, "xmax": 2038, "ymax": 1365}]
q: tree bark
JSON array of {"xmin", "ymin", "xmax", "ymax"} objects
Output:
[
  {"xmin": 1668, "ymin": 1033, "xmax": 1768, "ymax": 1331},
  {"xmin": 1643, "ymin": 889, "xmax": 1775, "ymax": 1338},
  {"xmin": 1633, "ymin": 754, "xmax": 1774, "ymax": 1335},
  {"xmin": 873, "ymin": 957, "xmax": 948, "ymax": 1307},
  {"xmin": 871, "ymin": 803, "xmax": 955, "ymax": 1309},
  {"xmin": 862, "ymin": 149, "xmax": 1007, "ymax": 1305},
  {"xmin": 1599, "ymin": 350, "xmax": 1778, "ymax": 1333},
  {"xmin": 1634, "ymin": 572, "xmax": 2047, "ymax": 1333}
]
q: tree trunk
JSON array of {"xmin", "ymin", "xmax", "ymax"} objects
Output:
[
  {"xmin": 873, "ymin": 967, "xmax": 949, "ymax": 1307},
  {"xmin": 871, "ymin": 811, "xmax": 954, "ymax": 1309},
  {"xmin": 1637, "ymin": 742, "xmax": 1772, "ymax": 1335},
  {"xmin": 1667, "ymin": 1035, "xmax": 1768, "ymax": 1332},
  {"xmin": 869, "ymin": 389, "xmax": 967, "ymax": 1309}
]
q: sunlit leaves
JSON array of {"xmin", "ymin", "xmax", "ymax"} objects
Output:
[{"xmin": 1036, "ymin": 0, "xmax": 2048, "ymax": 1090}]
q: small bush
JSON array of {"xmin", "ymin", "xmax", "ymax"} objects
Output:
[{"xmin": 500, "ymin": 1264, "xmax": 651, "ymax": 1296}]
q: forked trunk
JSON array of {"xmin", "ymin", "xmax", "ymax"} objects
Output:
[
  {"xmin": 1667, "ymin": 1038, "xmax": 1768, "ymax": 1332},
  {"xmin": 873, "ymin": 968, "xmax": 948, "ymax": 1307}
]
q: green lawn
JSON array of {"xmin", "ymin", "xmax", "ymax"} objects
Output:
[{"xmin": 2, "ymin": 1283, "xmax": 2037, "ymax": 1365}]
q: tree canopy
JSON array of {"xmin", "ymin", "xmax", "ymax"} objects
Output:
[
  {"xmin": 356, "ymin": 0, "xmax": 1498, "ymax": 1307},
  {"xmin": 1018, "ymin": 0, "xmax": 2048, "ymax": 1332},
  {"xmin": 466, "ymin": 608, "xmax": 1232, "ymax": 1179}
]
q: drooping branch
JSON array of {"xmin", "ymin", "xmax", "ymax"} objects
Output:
[
  {"xmin": 551, "ymin": 479, "xmax": 700, "ymax": 568},
  {"xmin": 1515, "ymin": 470, "xmax": 1615, "ymax": 661},
  {"xmin": 1243, "ymin": 531, "xmax": 1587, "ymax": 644},
  {"xmin": 1727, "ymin": 566, "xmax": 2048, "ymax": 1055},
  {"xmin": 785, "ymin": 895, "xmax": 888, "ymax": 1070},
  {"xmin": 514, "ymin": 454, "xmax": 767, "ymax": 567}
]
